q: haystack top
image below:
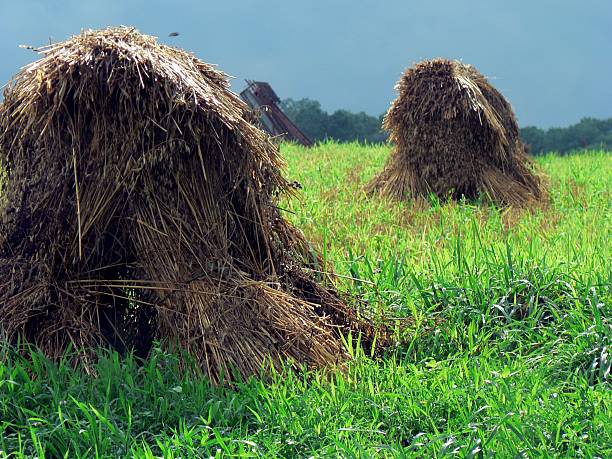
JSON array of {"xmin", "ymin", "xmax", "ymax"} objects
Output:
[
  {"xmin": 385, "ymin": 59, "xmax": 515, "ymax": 157},
  {"xmin": 2, "ymin": 27, "xmax": 275, "ymax": 163}
]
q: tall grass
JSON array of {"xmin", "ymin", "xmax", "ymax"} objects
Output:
[{"xmin": 0, "ymin": 144, "xmax": 610, "ymax": 457}]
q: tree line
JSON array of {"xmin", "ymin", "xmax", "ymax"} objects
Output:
[
  {"xmin": 280, "ymin": 98, "xmax": 386, "ymax": 144},
  {"xmin": 521, "ymin": 118, "xmax": 612, "ymax": 154},
  {"xmin": 281, "ymin": 98, "xmax": 612, "ymax": 154}
]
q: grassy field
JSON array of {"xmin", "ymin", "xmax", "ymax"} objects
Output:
[{"xmin": 0, "ymin": 144, "xmax": 610, "ymax": 457}]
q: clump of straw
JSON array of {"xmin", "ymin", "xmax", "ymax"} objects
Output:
[
  {"xmin": 0, "ymin": 27, "xmax": 377, "ymax": 381},
  {"xmin": 367, "ymin": 59, "xmax": 547, "ymax": 206}
]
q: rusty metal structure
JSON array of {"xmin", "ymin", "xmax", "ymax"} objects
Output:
[{"xmin": 240, "ymin": 80, "xmax": 313, "ymax": 146}]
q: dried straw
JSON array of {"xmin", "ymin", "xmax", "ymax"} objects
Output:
[
  {"xmin": 0, "ymin": 27, "xmax": 376, "ymax": 382},
  {"xmin": 367, "ymin": 59, "xmax": 547, "ymax": 206}
]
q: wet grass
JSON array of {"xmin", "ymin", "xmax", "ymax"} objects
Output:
[{"xmin": 0, "ymin": 144, "xmax": 610, "ymax": 457}]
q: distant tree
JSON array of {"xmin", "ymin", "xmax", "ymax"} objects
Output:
[
  {"xmin": 352, "ymin": 111, "xmax": 388, "ymax": 143},
  {"xmin": 520, "ymin": 126, "xmax": 546, "ymax": 154},
  {"xmin": 521, "ymin": 117, "xmax": 612, "ymax": 154},
  {"xmin": 281, "ymin": 98, "xmax": 387, "ymax": 144},
  {"xmin": 281, "ymin": 98, "xmax": 329, "ymax": 142},
  {"xmin": 327, "ymin": 110, "xmax": 356, "ymax": 141}
]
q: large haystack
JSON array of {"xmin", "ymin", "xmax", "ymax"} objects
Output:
[
  {"xmin": 367, "ymin": 59, "xmax": 546, "ymax": 206},
  {"xmin": 0, "ymin": 28, "xmax": 373, "ymax": 381}
]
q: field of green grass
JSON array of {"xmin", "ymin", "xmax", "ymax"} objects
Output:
[{"xmin": 1, "ymin": 145, "xmax": 610, "ymax": 457}]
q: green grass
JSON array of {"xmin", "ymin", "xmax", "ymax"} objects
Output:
[{"xmin": 1, "ymin": 144, "xmax": 610, "ymax": 458}]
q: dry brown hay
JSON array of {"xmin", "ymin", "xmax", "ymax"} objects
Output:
[
  {"xmin": 0, "ymin": 27, "xmax": 377, "ymax": 382},
  {"xmin": 367, "ymin": 59, "xmax": 547, "ymax": 206}
]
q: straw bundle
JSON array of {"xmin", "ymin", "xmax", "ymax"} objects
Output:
[
  {"xmin": 367, "ymin": 59, "xmax": 546, "ymax": 206},
  {"xmin": 0, "ymin": 28, "xmax": 374, "ymax": 381}
]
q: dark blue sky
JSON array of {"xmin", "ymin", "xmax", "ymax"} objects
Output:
[{"xmin": 1, "ymin": 0, "xmax": 610, "ymax": 127}]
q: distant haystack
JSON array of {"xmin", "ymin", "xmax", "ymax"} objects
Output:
[
  {"xmin": 367, "ymin": 59, "xmax": 547, "ymax": 206},
  {"xmin": 0, "ymin": 28, "xmax": 375, "ymax": 381}
]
